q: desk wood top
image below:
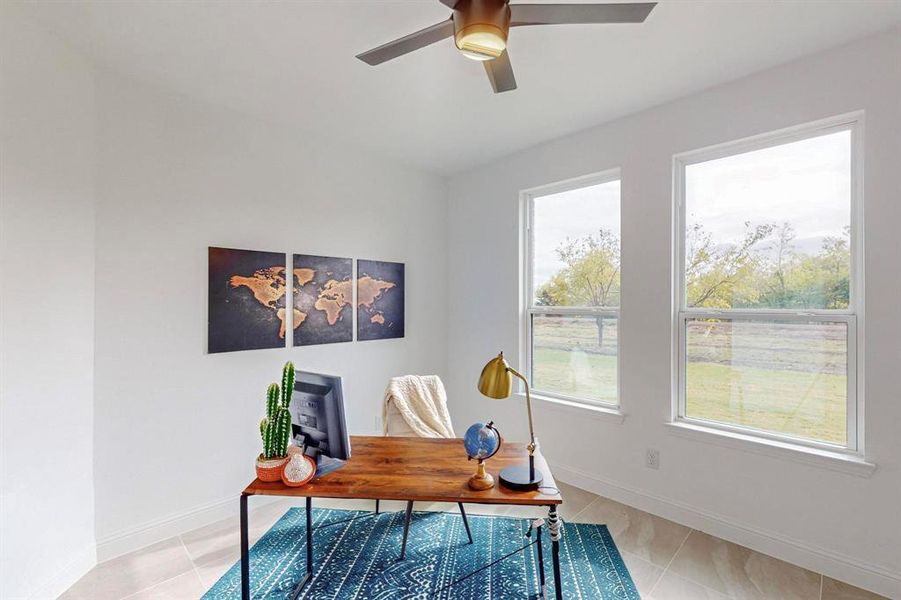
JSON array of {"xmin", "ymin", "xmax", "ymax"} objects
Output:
[{"xmin": 244, "ymin": 436, "xmax": 562, "ymax": 506}]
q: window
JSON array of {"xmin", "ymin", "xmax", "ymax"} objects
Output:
[
  {"xmin": 523, "ymin": 172, "xmax": 621, "ymax": 406},
  {"xmin": 674, "ymin": 116, "xmax": 861, "ymax": 451}
]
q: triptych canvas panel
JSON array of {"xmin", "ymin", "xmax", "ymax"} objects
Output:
[
  {"xmin": 357, "ymin": 259, "xmax": 404, "ymax": 341},
  {"xmin": 208, "ymin": 247, "xmax": 288, "ymax": 354},
  {"xmin": 292, "ymin": 254, "xmax": 353, "ymax": 346}
]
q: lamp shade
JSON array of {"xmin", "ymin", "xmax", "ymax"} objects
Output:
[{"xmin": 478, "ymin": 352, "xmax": 513, "ymax": 399}]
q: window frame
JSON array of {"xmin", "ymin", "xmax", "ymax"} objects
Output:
[
  {"xmin": 520, "ymin": 168, "xmax": 622, "ymax": 409},
  {"xmin": 672, "ymin": 112, "xmax": 864, "ymax": 455}
]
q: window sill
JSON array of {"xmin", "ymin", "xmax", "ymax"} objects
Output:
[
  {"xmin": 515, "ymin": 392, "xmax": 627, "ymax": 424},
  {"xmin": 665, "ymin": 421, "xmax": 876, "ymax": 478}
]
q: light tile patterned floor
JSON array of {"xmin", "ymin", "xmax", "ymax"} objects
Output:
[{"xmin": 60, "ymin": 482, "xmax": 888, "ymax": 599}]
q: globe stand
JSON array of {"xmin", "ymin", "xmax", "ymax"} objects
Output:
[
  {"xmin": 499, "ymin": 454, "xmax": 543, "ymax": 491},
  {"xmin": 467, "ymin": 459, "xmax": 495, "ymax": 490},
  {"xmin": 464, "ymin": 420, "xmax": 501, "ymax": 490}
]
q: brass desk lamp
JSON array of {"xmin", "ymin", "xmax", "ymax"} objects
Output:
[{"xmin": 477, "ymin": 351, "xmax": 543, "ymax": 491}]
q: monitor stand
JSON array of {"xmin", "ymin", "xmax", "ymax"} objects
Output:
[
  {"xmin": 315, "ymin": 454, "xmax": 346, "ymax": 478},
  {"xmin": 302, "ymin": 445, "xmax": 346, "ymax": 479}
]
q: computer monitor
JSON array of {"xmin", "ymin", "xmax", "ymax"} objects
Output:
[{"xmin": 291, "ymin": 371, "xmax": 351, "ymax": 473}]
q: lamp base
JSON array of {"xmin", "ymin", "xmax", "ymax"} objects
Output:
[{"xmin": 499, "ymin": 464, "xmax": 543, "ymax": 491}]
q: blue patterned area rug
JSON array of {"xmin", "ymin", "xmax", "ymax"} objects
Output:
[{"xmin": 203, "ymin": 507, "xmax": 639, "ymax": 599}]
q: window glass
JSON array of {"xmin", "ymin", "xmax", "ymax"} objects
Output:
[
  {"xmin": 532, "ymin": 314, "xmax": 617, "ymax": 404},
  {"xmin": 679, "ymin": 124, "xmax": 856, "ymax": 449},
  {"xmin": 533, "ymin": 181, "xmax": 621, "ymax": 308},
  {"xmin": 684, "ymin": 318, "xmax": 848, "ymax": 445},
  {"xmin": 529, "ymin": 177, "xmax": 621, "ymax": 406},
  {"xmin": 685, "ymin": 131, "xmax": 851, "ymax": 310}
]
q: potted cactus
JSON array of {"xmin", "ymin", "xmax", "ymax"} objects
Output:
[{"xmin": 255, "ymin": 361, "xmax": 295, "ymax": 482}]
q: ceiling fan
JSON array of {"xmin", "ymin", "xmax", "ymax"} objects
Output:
[{"xmin": 356, "ymin": 0, "xmax": 657, "ymax": 94}]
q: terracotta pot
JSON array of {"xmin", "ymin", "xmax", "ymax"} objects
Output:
[{"xmin": 255, "ymin": 455, "xmax": 288, "ymax": 482}]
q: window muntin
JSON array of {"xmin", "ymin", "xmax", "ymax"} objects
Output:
[
  {"xmin": 526, "ymin": 176, "xmax": 621, "ymax": 407},
  {"xmin": 676, "ymin": 120, "xmax": 859, "ymax": 451}
]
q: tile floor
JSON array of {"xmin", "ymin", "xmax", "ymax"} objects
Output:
[{"xmin": 60, "ymin": 482, "xmax": 888, "ymax": 599}]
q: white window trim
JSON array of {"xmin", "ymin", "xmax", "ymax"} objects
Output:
[
  {"xmin": 519, "ymin": 168, "xmax": 623, "ymax": 410},
  {"xmin": 664, "ymin": 421, "xmax": 875, "ymax": 478},
  {"xmin": 671, "ymin": 112, "xmax": 866, "ymax": 459},
  {"xmin": 514, "ymin": 391, "xmax": 627, "ymax": 424}
]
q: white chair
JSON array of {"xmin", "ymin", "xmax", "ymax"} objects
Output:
[{"xmin": 380, "ymin": 375, "xmax": 473, "ymax": 559}]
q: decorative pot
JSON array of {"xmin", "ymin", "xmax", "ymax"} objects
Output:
[
  {"xmin": 282, "ymin": 453, "xmax": 317, "ymax": 487},
  {"xmin": 255, "ymin": 455, "xmax": 288, "ymax": 482}
]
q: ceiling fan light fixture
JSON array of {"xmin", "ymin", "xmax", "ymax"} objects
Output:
[
  {"xmin": 455, "ymin": 24, "xmax": 507, "ymax": 61},
  {"xmin": 356, "ymin": 0, "xmax": 657, "ymax": 94},
  {"xmin": 452, "ymin": 0, "xmax": 511, "ymax": 61}
]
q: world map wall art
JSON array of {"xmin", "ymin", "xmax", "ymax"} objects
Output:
[
  {"xmin": 293, "ymin": 254, "xmax": 353, "ymax": 346},
  {"xmin": 208, "ymin": 247, "xmax": 288, "ymax": 353},
  {"xmin": 208, "ymin": 247, "xmax": 405, "ymax": 353},
  {"xmin": 357, "ymin": 259, "xmax": 405, "ymax": 341}
]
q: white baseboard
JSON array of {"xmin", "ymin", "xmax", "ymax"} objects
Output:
[
  {"xmin": 28, "ymin": 543, "xmax": 96, "ymax": 600},
  {"xmin": 96, "ymin": 494, "xmax": 283, "ymax": 562},
  {"xmin": 550, "ymin": 461, "xmax": 901, "ymax": 599}
]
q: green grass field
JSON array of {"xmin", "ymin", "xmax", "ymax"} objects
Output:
[
  {"xmin": 684, "ymin": 361, "xmax": 846, "ymax": 444},
  {"xmin": 532, "ymin": 317, "xmax": 847, "ymax": 445},
  {"xmin": 533, "ymin": 348, "xmax": 618, "ymax": 404}
]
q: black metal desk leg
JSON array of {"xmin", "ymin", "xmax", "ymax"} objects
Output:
[
  {"xmin": 536, "ymin": 524, "xmax": 546, "ymax": 599},
  {"xmin": 306, "ymin": 496, "xmax": 313, "ymax": 574},
  {"xmin": 288, "ymin": 497, "xmax": 314, "ymax": 600},
  {"xmin": 399, "ymin": 500, "xmax": 414, "ymax": 560},
  {"xmin": 457, "ymin": 503, "xmax": 473, "ymax": 544},
  {"xmin": 548, "ymin": 505, "xmax": 563, "ymax": 600},
  {"xmin": 240, "ymin": 494, "xmax": 250, "ymax": 600}
]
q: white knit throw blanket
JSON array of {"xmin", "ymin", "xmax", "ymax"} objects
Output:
[{"xmin": 382, "ymin": 375, "xmax": 455, "ymax": 438}]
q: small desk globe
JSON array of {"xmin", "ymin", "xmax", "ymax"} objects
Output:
[{"xmin": 464, "ymin": 421, "xmax": 501, "ymax": 490}]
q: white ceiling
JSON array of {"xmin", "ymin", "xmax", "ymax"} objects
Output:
[{"xmin": 15, "ymin": 0, "xmax": 901, "ymax": 175}]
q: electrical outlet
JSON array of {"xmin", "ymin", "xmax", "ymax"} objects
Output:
[
  {"xmin": 374, "ymin": 414, "xmax": 382, "ymax": 433},
  {"xmin": 646, "ymin": 448, "xmax": 660, "ymax": 470}
]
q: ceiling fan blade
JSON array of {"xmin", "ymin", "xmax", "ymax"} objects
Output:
[
  {"xmin": 356, "ymin": 19, "xmax": 455, "ymax": 66},
  {"xmin": 484, "ymin": 50, "xmax": 517, "ymax": 94},
  {"xmin": 510, "ymin": 3, "xmax": 656, "ymax": 26}
]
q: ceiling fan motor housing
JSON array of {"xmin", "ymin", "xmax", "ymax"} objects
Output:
[{"xmin": 453, "ymin": 0, "xmax": 511, "ymax": 60}]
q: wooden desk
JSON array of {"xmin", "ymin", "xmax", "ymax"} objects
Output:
[{"xmin": 240, "ymin": 436, "xmax": 564, "ymax": 599}]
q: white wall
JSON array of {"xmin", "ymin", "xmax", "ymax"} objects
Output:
[
  {"xmin": 91, "ymin": 71, "xmax": 449, "ymax": 554},
  {"xmin": 447, "ymin": 30, "xmax": 901, "ymax": 597},
  {"xmin": 0, "ymin": 8, "xmax": 98, "ymax": 599},
  {"xmin": 3, "ymin": 7, "xmax": 898, "ymax": 597}
]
